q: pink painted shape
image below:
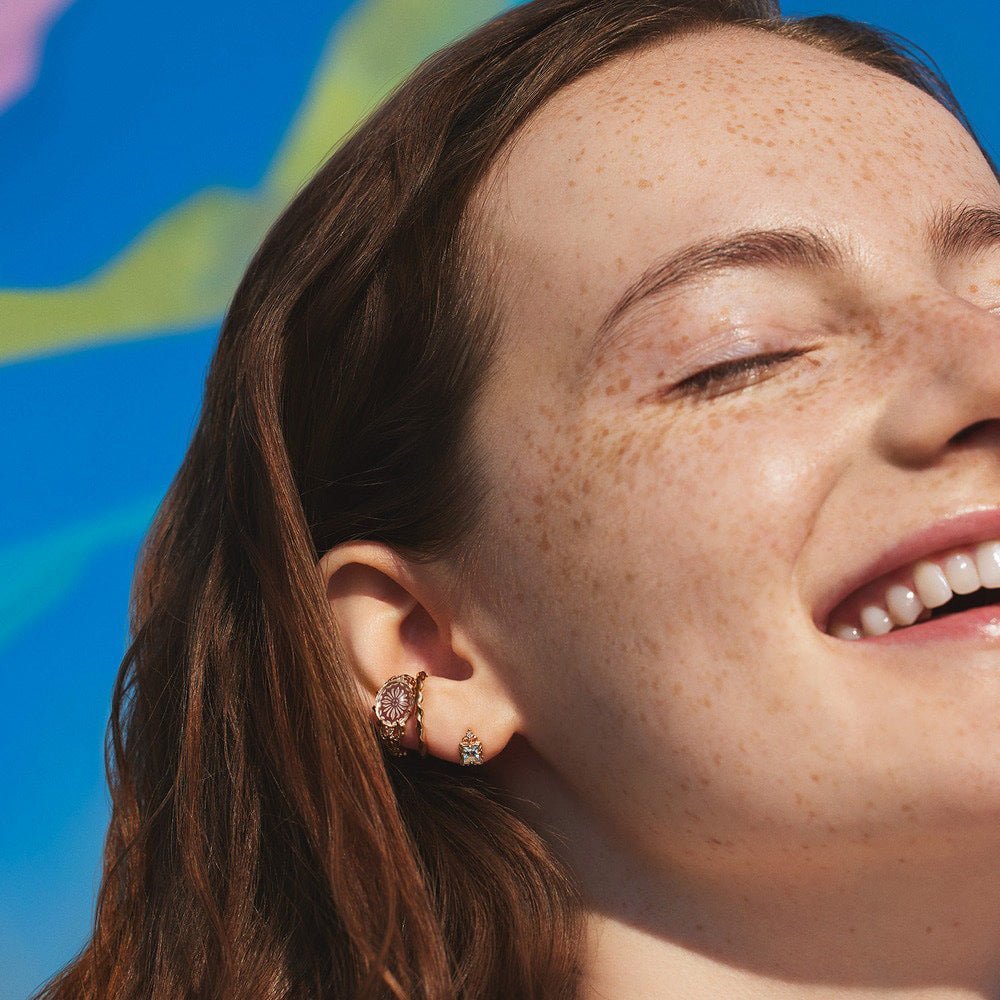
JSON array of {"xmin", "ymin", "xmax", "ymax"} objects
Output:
[{"xmin": 0, "ymin": 0, "xmax": 76, "ymax": 113}]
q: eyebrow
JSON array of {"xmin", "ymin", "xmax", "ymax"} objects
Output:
[{"xmin": 584, "ymin": 203, "xmax": 1000, "ymax": 373}]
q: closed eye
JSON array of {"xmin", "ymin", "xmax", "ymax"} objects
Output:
[{"xmin": 672, "ymin": 347, "xmax": 816, "ymax": 399}]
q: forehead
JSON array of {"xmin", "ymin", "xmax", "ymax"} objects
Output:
[{"xmin": 474, "ymin": 26, "xmax": 996, "ymax": 376}]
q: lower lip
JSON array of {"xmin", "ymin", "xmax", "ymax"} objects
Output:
[{"xmin": 850, "ymin": 604, "xmax": 1000, "ymax": 644}]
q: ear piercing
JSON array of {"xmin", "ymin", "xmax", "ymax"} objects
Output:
[
  {"xmin": 459, "ymin": 729, "xmax": 484, "ymax": 766},
  {"xmin": 373, "ymin": 672, "xmax": 484, "ymax": 766}
]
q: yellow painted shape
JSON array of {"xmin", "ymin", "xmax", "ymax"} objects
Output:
[{"xmin": 0, "ymin": 0, "xmax": 508, "ymax": 366}]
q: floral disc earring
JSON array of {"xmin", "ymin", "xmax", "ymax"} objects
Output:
[{"xmin": 373, "ymin": 673, "xmax": 419, "ymax": 757}]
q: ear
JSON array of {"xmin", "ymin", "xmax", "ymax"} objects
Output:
[{"xmin": 317, "ymin": 541, "xmax": 521, "ymax": 765}]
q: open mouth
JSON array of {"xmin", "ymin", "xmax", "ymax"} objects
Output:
[{"xmin": 822, "ymin": 540, "xmax": 1000, "ymax": 640}]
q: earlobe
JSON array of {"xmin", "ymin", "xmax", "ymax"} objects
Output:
[
  {"xmin": 379, "ymin": 670, "xmax": 522, "ymax": 765},
  {"xmin": 318, "ymin": 541, "xmax": 522, "ymax": 766}
]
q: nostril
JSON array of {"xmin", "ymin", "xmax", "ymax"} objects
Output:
[{"xmin": 949, "ymin": 418, "xmax": 1000, "ymax": 448}]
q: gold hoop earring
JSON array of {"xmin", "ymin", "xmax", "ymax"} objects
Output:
[{"xmin": 414, "ymin": 670, "xmax": 427, "ymax": 757}]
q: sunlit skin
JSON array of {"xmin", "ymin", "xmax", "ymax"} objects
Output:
[
  {"xmin": 457, "ymin": 26, "xmax": 1000, "ymax": 999},
  {"xmin": 321, "ymin": 23, "xmax": 1000, "ymax": 999}
]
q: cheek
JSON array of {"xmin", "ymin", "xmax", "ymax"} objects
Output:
[
  {"xmin": 481, "ymin": 392, "xmax": 865, "ymax": 857},
  {"xmin": 490, "ymin": 385, "xmax": 837, "ymax": 675},
  {"xmin": 553, "ymin": 400, "xmax": 823, "ymax": 621}
]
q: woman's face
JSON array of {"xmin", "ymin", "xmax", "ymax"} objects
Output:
[{"xmin": 461, "ymin": 27, "xmax": 1000, "ymax": 879}]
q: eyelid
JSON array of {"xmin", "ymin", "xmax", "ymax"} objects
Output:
[{"xmin": 671, "ymin": 346, "xmax": 816, "ymax": 399}]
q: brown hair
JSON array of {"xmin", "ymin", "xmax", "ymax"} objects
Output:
[{"xmin": 33, "ymin": 2, "xmax": 994, "ymax": 998}]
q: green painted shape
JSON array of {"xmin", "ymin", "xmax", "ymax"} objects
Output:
[
  {"xmin": 0, "ymin": 495, "xmax": 161, "ymax": 651},
  {"xmin": 0, "ymin": 0, "xmax": 509, "ymax": 366},
  {"xmin": 0, "ymin": 189, "xmax": 281, "ymax": 360},
  {"xmin": 267, "ymin": 0, "xmax": 508, "ymax": 195}
]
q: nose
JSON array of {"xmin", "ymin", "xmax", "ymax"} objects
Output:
[{"xmin": 872, "ymin": 294, "xmax": 1000, "ymax": 468}]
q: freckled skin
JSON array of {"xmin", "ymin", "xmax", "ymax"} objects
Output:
[{"xmin": 458, "ymin": 27, "xmax": 1000, "ymax": 997}]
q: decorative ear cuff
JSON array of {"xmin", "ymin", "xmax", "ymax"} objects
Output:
[
  {"xmin": 373, "ymin": 672, "xmax": 422, "ymax": 757},
  {"xmin": 372, "ymin": 672, "xmax": 484, "ymax": 765}
]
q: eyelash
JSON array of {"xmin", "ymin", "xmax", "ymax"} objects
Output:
[{"xmin": 673, "ymin": 348, "xmax": 811, "ymax": 398}]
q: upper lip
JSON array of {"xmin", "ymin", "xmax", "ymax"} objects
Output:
[{"xmin": 813, "ymin": 505, "xmax": 1000, "ymax": 632}]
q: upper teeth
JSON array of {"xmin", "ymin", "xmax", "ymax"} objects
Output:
[{"xmin": 828, "ymin": 540, "xmax": 1000, "ymax": 639}]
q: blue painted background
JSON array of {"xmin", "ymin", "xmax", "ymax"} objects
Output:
[{"xmin": 1, "ymin": 1, "xmax": 995, "ymax": 997}]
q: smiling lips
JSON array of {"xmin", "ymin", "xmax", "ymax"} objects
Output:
[{"xmin": 825, "ymin": 540, "xmax": 1000, "ymax": 639}]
